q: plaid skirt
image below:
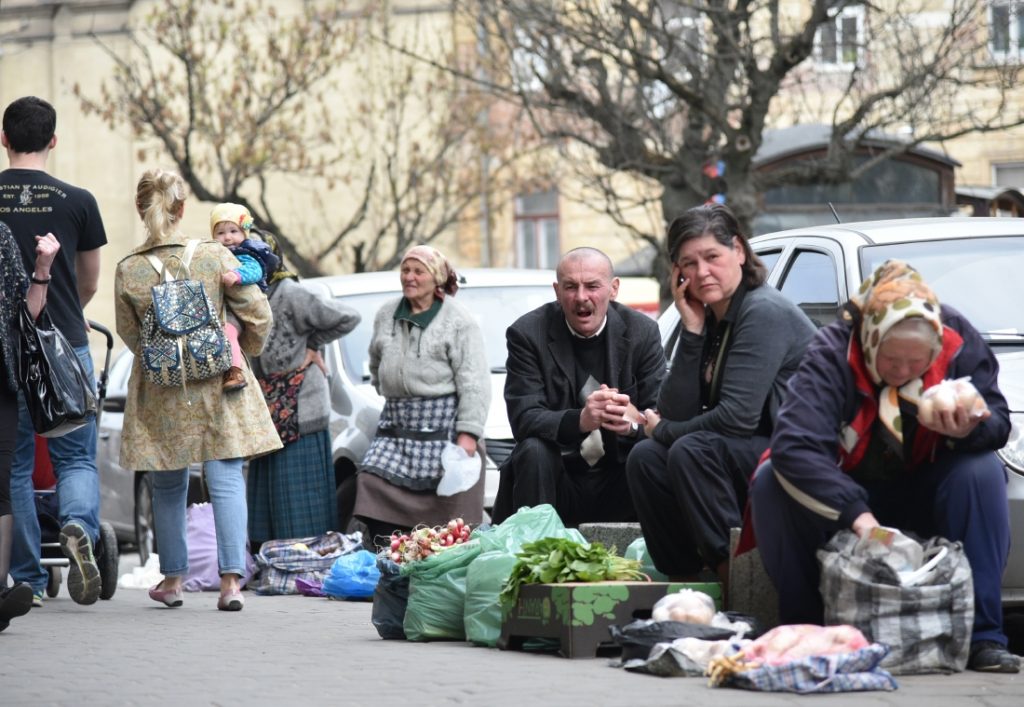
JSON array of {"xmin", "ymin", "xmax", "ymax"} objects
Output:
[
  {"xmin": 247, "ymin": 429, "xmax": 338, "ymax": 545},
  {"xmin": 359, "ymin": 394, "xmax": 457, "ymax": 491}
]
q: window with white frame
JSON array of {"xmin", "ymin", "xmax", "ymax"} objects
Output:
[
  {"xmin": 990, "ymin": 1, "xmax": 1024, "ymax": 61},
  {"xmin": 994, "ymin": 162, "xmax": 1024, "ymax": 187},
  {"xmin": 514, "ymin": 190, "xmax": 560, "ymax": 269},
  {"xmin": 814, "ymin": 4, "xmax": 864, "ymax": 69}
]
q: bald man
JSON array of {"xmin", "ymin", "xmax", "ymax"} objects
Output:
[{"xmin": 492, "ymin": 248, "xmax": 666, "ymax": 527}]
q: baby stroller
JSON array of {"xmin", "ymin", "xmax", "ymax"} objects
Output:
[{"xmin": 34, "ymin": 320, "xmax": 119, "ymax": 600}]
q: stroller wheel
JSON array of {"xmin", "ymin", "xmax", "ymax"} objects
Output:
[
  {"xmin": 97, "ymin": 522, "xmax": 119, "ymax": 600},
  {"xmin": 46, "ymin": 566, "xmax": 61, "ymax": 598}
]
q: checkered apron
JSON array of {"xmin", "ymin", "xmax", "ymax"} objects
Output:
[{"xmin": 360, "ymin": 394, "xmax": 457, "ymax": 491}]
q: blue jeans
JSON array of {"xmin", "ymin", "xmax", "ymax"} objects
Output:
[
  {"xmin": 152, "ymin": 459, "xmax": 248, "ymax": 577},
  {"xmin": 10, "ymin": 345, "xmax": 99, "ymax": 591}
]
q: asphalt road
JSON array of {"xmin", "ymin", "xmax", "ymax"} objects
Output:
[{"xmin": 2, "ymin": 553, "xmax": 1022, "ymax": 707}]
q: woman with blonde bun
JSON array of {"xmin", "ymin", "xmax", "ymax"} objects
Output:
[{"xmin": 114, "ymin": 168, "xmax": 281, "ymax": 612}]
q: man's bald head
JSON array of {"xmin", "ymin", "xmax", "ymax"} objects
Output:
[
  {"xmin": 553, "ymin": 247, "xmax": 619, "ymax": 337},
  {"xmin": 556, "ymin": 247, "xmax": 614, "ymax": 281}
]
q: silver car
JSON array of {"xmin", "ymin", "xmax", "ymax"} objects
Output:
[
  {"xmin": 658, "ymin": 216, "xmax": 1024, "ymax": 605},
  {"xmin": 97, "ymin": 268, "xmax": 559, "ymax": 557}
]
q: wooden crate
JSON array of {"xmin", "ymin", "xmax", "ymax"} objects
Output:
[{"xmin": 498, "ymin": 581, "xmax": 721, "ymax": 659}]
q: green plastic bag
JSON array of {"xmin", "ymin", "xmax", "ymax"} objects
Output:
[
  {"xmin": 401, "ymin": 540, "xmax": 482, "ymax": 641},
  {"xmin": 463, "ymin": 551, "xmax": 519, "ymax": 647},
  {"xmin": 477, "ymin": 504, "xmax": 586, "ymax": 554},
  {"xmin": 463, "ymin": 504, "xmax": 587, "ymax": 647},
  {"xmin": 625, "ymin": 536, "xmax": 669, "ymax": 581}
]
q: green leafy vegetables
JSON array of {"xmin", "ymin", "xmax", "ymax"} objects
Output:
[{"xmin": 499, "ymin": 537, "xmax": 646, "ymax": 608}]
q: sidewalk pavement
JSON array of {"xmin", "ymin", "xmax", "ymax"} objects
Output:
[{"xmin": 1, "ymin": 556, "xmax": 1021, "ymax": 706}]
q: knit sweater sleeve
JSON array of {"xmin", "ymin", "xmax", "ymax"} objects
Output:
[
  {"xmin": 232, "ymin": 253, "xmax": 264, "ymax": 286},
  {"xmin": 447, "ymin": 302, "xmax": 491, "ymax": 439},
  {"xmin": 286, "ymin": 281, "xmax": 361, "ymax": 351}
]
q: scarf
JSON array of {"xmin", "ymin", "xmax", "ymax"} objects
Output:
[
  {"xmin": 839, "ymin": 260, "xmax": 961, "ymax": 470},
  {"xmin": 401, "ymin": 244, "xmax": 459, "ymax": 298}
]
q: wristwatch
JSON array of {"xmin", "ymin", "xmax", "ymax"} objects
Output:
[{"xmin": 30, "ymin": 273, "xmax": 52, "ymax": 285}]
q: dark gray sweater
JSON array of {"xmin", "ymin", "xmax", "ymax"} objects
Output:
[
  {"xmin": 654, "ymin": 284, "xmax": 816, "ymax": 444},
  {"xmin": 251, "ymin": 278, "xmax": 361, "ymax": 435}
]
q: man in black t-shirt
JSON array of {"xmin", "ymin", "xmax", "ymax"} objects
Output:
[{"xmin": 1, "ymin": 96, "xmax": 107, "ymax": 606}]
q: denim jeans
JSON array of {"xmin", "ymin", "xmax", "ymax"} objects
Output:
[
  {"xmin": 10, "ymin": 345, "xmax": 99, "ymax": 591},
  {"xmin": 152, "ymin": 459, "xmax": 248, "ymax": 577}
]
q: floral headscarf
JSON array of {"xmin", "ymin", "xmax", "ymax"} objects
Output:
[
  {"xmin": 401, "ymin": 244, "xmax": 459, "ymax": 298},
  {"xmin": 209, "ymin": 202, "xmax": 254, "ymax": 237},
  {"xmin": 843, "ymin": 260, "xmax": 943, "ymax": 455}
]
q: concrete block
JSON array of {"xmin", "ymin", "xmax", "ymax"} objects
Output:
[
  {"xmin": 577, "ymin": 522, "xmax": 643, "ymax": 554},
  {"xmin": 728, "ymin": 527, "xmax": 779, "ymax": 631}
]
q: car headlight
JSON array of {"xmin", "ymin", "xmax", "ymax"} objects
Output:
[{"xmin": 997, "ymin": 412, "xmax": 1024, "ymax": 473}]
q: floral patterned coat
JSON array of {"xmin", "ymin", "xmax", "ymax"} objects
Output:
[{"xmin": 114, "ymin": 233, "xmax": 282, "ymax": 471}]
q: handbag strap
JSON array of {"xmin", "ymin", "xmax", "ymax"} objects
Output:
[{"xmin": 145, "ymin": 239, "xmax": 200, "ymax": 282}]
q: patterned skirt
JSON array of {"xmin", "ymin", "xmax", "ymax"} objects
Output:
[
  {"xmin": 359, "ymin": 394, "xmax": 457, "ymax": 491},
  {"xmin": 246, "ymin": 429, "xmax": 337, "ymax": 545}
]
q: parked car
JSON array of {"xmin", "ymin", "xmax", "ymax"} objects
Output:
[
  {"xmin": 98, "ymin": 267, "xmax": 560, "ymax": 556},
  {"xmin": 657, "ymin": 216, "xmax": 1024, "ymax": 605}
]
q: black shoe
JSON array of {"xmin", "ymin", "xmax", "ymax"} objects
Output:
[
  {"xmin": 0, "ymin": 583, "xmax": 34, "ymax": 631},
  {"xmin": 967, "ymin": 641, "xmax": 1021, "ymax": 673},
  {"xmin": 59, "ymin": 522, "xmax": 101, "ymax": 605}
]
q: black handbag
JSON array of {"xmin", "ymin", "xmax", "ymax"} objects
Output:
[{"xmin": 16, "ymin": 301, "xmax": 97, "ymax": 437}]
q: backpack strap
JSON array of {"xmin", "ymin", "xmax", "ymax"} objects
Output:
[{"xmin": 144, "ymin": 240, "xmax": 201, "ymax": 282}]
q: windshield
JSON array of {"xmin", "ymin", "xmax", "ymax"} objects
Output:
[
  {"xmin": 861, "ymin": 236, "xmax": 1024, "ymax": 338},
  {"xmin": 335, "ymin": 285, "xmax": 555, "ymax": 382}
]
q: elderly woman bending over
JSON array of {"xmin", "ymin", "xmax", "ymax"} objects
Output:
[{"xmin": 751, "ymin": 260, "xmax": 1019, "ymax": 673}]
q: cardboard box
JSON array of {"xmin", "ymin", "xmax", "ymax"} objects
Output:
[{"xmin": 498, "ymin": 581, "xmax": 721, "ymax": 659}]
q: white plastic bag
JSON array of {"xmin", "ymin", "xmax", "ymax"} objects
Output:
[{"xmin": 436, "ymin": 443, "xmax": 481, "ymax": 496}]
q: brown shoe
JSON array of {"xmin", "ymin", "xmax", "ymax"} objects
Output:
[{"xmin": 223, "ymin": 366, "xmax": 247, "ymax": 392}]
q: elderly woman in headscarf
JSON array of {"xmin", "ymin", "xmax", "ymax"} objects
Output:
[
  {"xmin": 351, "ymin": 245, "xmax": 490, "ymax": 546},
  {"xmin": 246, "ymin": 231, "xmax": 361, "ymax": 548},
  {"xmin": 751, "ymin": 260, "xmax": 1018, "ymax": 673}
]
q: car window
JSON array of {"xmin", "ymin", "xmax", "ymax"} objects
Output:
[
  {"xmin": 755, "ymin": 249, "xmax": 783, "ymax": 276},
  {"xmin": 777, "ymin": 249, "xmax": 841, "ymax": 328},
  {"xmin": 862, "ymin": 236, "xmax": 1024, "ymax": 337},
  {"xmin": 335, "ymin": 285, "xmax": 555, "ymax": 381}
]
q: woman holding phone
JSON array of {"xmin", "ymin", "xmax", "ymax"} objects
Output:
[{"xmin": 625, "ymin": 203, "xmax": 815, "ymax": 595}]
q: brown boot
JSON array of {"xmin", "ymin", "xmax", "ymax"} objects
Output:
[{"xmin": 223, "ymin": 366, "xmax": 246, "ymax": 392}]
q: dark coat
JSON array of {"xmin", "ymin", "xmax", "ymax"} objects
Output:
[
  {"xmin": 503, "ymin": 300, "xmax": 666, "ymax": 466},
  {"xmin": 770, "ymin": 305, "xmax": 1010, "ymax": 528}
]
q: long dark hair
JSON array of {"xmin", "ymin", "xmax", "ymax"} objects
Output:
[{"xmin": 666, "ymin": 204, "xmax": 767, "ymax": 288}]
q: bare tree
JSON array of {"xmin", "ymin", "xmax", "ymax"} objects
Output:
[
  {"xmin": 345, "ymin": 13, "xmax": 530, "ymax": 271},
  {"xmin": 76, "ymin": 0, "xmax": 522, "ymax": 274},
  {"xmin": 459, "ymin": 0, "xmax": 1024, "ymax": 281}
]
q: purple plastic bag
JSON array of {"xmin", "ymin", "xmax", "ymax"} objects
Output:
[
  {"xmin": 295, "ymin": 577, "xmax": 325, "ymax": 597},
  {"xmin": 182, "ymin": 503, "xmax": 258, "ymax": 592}
]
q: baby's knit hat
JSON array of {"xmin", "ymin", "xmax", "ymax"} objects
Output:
[{"xmin": 210, "ymin": 202, "xmax": 254, "ymax": 237}]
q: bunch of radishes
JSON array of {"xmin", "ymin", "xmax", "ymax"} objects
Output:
[{"xmin": 386, "ymin": 518, "xmax": 472, "ymax": 564}]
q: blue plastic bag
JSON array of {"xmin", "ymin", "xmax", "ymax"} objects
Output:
[{"xmin": 322, "ymin": 550, "xmax": 381, "ymax": 599}]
